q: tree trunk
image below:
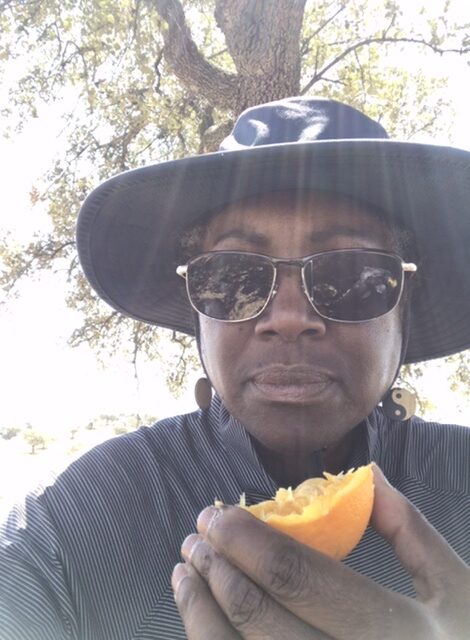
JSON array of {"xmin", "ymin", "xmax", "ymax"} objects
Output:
[
  {"xmin": 153, "ymin": 0, "xmax": 307, "ymax": 147},
  {"xmin": 215, "ymin": 0, "xmax": 307, "ymax": 112}
]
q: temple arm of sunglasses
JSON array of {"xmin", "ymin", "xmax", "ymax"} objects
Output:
[{"xmin": 176, "ymin": 265, "xmax": 188, "ymax": 278}]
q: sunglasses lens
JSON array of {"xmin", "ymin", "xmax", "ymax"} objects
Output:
[
  {"xmin": 187, "ymin": 253, "xmax": 274, "ymax": 321},
  {"xmin": 304, "ymin": 252, "xmax": 402, "ymax": 321}
]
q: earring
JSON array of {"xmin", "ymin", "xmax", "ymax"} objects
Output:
[
  {"xmin": 195, "ymin": 377, "xmax": 212, "ymax": 410},
  {"xmin": 382, "ymin": 387, "xmax": 416, "ymax": 421}
]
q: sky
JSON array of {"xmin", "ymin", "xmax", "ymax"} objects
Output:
[{"xmin": 0, "ymin": 16, "xmax": 469, "ymax": 440}]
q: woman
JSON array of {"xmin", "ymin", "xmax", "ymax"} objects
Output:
[{"xmin": 1, "ymin": 98, "xmax": 469, "ymax": 639}]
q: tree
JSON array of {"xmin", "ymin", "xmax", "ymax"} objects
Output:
[
  {"xmin": 23, "ymin": 428, "xmax": 48, "ymax": 454},
  {"xmin": 0, "ymin": 426, "xmax": 21, "ymax": 441},
  {"xmin": 0, "ymin": 0, "xmax": 469, "ymax": 392},
  {"xmin": 90, "ymin": 412, "xmax": 156, "ymax": 433}
]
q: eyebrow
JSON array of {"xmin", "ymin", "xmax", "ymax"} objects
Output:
[
  {"xmin": 213, "ymin": 225, "xmax": 376, "ymax": 247},
  {"xmin": 308, "ymin": 226, "xmax": 376, "ymax": 243},
  {"xmin": 212, "ymin": 229, "xmax": 269, "ymax": 247}
]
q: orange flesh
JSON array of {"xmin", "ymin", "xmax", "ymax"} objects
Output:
[{"xmin": 240, "ymin": 465, "xmax": 374, "ymax": 560}]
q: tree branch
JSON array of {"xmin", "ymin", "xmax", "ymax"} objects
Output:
[
  {"xmin": 300, "ymin": 4, "xmax": 348, "ymax": 57},
  {"xmin": 150, "ymin": 0, "xmax": 238, "ymax": 109},
  {"xmin": 0, "ymin": 240, "xmax": 75, "ymax": 294},
  {"xmin": 301, "ymin": 35, "xmax": 470, "ymax": 95}
]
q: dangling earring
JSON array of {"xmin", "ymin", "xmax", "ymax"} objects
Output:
[
  {"xmin": 195, "ymin": 377, "xmax": 212, "ymax": 410},
  {"xmin": 382, "ymin": 387, "xmax": 417, "ymax": 421}
]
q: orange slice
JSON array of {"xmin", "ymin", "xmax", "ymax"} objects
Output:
[{"xmin": 242, "ymin": 464, "xmax": 374, "ymax": 560}]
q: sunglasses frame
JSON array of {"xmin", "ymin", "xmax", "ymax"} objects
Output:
[{"xmin": 177, "ymin": 249, "xmax": 417, "ymax": 324}]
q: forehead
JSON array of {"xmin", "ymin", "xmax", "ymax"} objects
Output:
[{"xmin": 202, "ymin": 190, "xmax": 391, "ymax": 253}]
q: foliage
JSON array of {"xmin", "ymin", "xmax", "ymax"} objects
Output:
[
  {"xmin": 86, "ymin": 412, "xmax": 157, "ymax": 433},
  {"xmin": 23, "ymin": 428, "xmax": 48, "ymax": 454},
  {"xmin": 448, "ymin": 351, "xmax": 470, "ymax": 399},
  {"xmin": 0, "ymin": 0, "xmax": 469, "ymax": 393},
  {"xmin": 0, "ymin": 426, "xmax": 21, "ymax": 440}
]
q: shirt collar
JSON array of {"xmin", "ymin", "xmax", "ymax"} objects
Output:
[
  {"xmin": 210, "ymin": 393, "xmax": 380, "ymax": 489},
  {"xmin": 210, "ymin": 394, "xmax": 277, "ymax": 499}
]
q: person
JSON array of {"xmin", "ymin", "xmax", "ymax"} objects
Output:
[{"xmin": 1, "ymin": 97, "xmax": 470, "ymax": 639}]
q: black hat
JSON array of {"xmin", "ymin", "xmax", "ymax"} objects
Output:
[{"xmin": 76, "ymin": 97, "xmax": 470, "ymax": 363}]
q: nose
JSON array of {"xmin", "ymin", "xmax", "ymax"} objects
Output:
[{"xmin": 254, "ymin": 266, "xmax": 327, "ymax": 341}]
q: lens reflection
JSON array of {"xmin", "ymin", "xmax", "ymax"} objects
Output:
[
  {"xmin": 188, "ymin": 253, "xmax": 274, "ymax": 320},
  {"xmin": 304, "ymin": 252, "xmax": 401, "ymax": 321}
]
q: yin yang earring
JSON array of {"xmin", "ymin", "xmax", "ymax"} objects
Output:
[{"xmin": 382, "ymin": 387, "xmax": 417, "ymax": 421}]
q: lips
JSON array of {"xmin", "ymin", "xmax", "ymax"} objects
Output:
[
  {"xmin": 252, "ymin": 365, "xmax": 332, "ymax": 385},
  {"xmin": 250, "ymin": 365, "xmax": 335, "ymax": 403}
]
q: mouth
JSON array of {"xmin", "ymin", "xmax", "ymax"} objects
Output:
[{"xmin": 250, "ymin": 365, "xmax": 335, "ymax": 404}]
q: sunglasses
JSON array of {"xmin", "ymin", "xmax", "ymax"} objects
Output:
[{"xmin": 177, "ymin": 249, "xmax": 417, "ymax": 324}]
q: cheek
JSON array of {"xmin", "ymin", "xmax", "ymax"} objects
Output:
[
  {"xmin": 199, "ymin": 317, "xmax": 250, "ymax": 389},
  {"xmin": 345, "ymin": 313, "xmax": 403, "ymax": 393},
  {"xmin": 199, "ymin": 317, "xmax": 217, "ymax": 376},
  {"xmin": 374, "ymin": 312, "xmax": 403, "ymax": 365}
]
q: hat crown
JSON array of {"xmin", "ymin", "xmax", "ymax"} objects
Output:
[{"xmin": 220, "ymin": 97, "xmax": 389, "ymax": 150}]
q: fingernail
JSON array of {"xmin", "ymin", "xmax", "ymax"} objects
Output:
[
  {"xmin": 197, "ymin": 505, "xmax": 223, "ymax": 534},
  {"xmin": 171, "ymin": 562, "xmax": 189, "ymax": 594},
  {"xmin": 181, "ymin": 533, "xmax": 201, "ymax": 561}
]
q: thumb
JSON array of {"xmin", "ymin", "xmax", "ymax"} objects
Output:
[{"xmin": 370, "ymin": 465, "xmax": 467, "ymax": 602}]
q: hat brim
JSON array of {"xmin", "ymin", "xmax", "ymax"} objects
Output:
[{"xmin": 76, "ymin": 139, "xmax": 470, "ymax": 363}]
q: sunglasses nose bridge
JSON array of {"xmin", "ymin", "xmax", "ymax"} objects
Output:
[
  {"xmin": 271, "ymin": 259, "xmax": 303, "ymax": 294},
  {"xmin": 254, "ymin": 262, "xmax": 328, "ymax": 340},
  {"xmin": 267, "ymin": 260, "xmax": 317, "ymax": 313}
]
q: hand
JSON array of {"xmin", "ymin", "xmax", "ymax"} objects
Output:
[{"xmin": 172, "ymin": 466, "xmax": 470, "ymax": 639}]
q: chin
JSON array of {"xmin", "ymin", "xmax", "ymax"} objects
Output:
[{"xmin": 237, "ymin": 402, "xmax": 360, "ymax": 454}]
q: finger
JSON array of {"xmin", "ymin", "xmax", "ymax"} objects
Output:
[
  {"xmin": 182, "ymin": 533, "xmax": 330, "ymax": 639},
  {"xmin": 172, "ymin": 561, "xmax": 242, "ymax": 640},
  {"xmin": 197, "ymin": 505, "xmax": 436, "ymax": 640},
  {"xmin": 371, "ymin": 465, "xmax": 470, "ymax": 602}
]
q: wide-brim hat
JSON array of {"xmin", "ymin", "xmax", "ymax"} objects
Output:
[{"xmin": 76, "ymin": 97, "xmax": 470, "ymax": 364}]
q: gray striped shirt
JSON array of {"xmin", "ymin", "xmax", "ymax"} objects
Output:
[{"xmin": 1, "ymin": 395, "xmax": 469, "ymax": 639}]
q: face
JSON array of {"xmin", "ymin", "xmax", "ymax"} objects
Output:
[{"xmin": 198, "ymin": 191, "xmax": 403, "ymax": 455}]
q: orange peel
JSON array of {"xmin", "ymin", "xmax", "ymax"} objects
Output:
[{"xmin": 241, "ymin": 464, "xmax": 374, "ymax": 560}]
